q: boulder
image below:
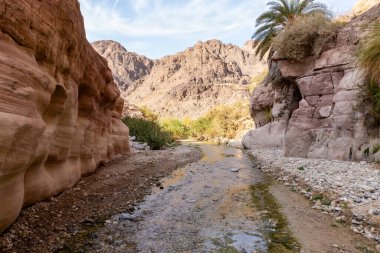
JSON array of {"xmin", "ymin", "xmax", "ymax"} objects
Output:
[
  {"xmin": 0, "ymin": 0, "xmax": 130, "ymax": 232},
  {"xmin": 245, "ymin": 4, "xmax": 380, "ymax": 161}
]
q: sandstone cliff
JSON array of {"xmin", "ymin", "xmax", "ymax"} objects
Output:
[
  {"xmin": 0, "ymin": 0, "xmax": 130, "ymax": 232},
  {"xmin": 243, "ymin": 4, "xmax": 380, "ymax": 161},
  {"xmin": 124, "ymin": 40, "xmax": 266, "ymax": 119},
  {"xmin": 92, "ymin": 40, "xmax": 154, "ymax": 91}
]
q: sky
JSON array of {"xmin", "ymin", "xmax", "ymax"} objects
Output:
[{"xmin": 79, "ymin": 0, "xmax": 358, "ymax": 59}]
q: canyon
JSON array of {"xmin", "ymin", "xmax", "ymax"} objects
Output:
[
  {"xmin": 94, "ymin": 39, "xmax": 266, "ymax": 119},
  {"xmin": 0, "ymin": 0, "xmax": 130, "ymax": 232}
]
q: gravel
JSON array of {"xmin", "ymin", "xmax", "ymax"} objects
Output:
[{"xmin": 248, "ymin": 148, "xmax": 380, "ymax": 245}]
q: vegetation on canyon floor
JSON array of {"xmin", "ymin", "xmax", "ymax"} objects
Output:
[
  {"xmin": 252, "ymin": 0, "xmax": 332, "ymax": 59},
  {"xmin": 161, "ymin": 102, "xmax": 253, "ymax": 141},
  {"xmin": 123, "ymin": 102, "xmax": 253, "ymax": 148},
  {"xmin": 122, "ymin": 116, "xmax": 174, "ymax": 149}
]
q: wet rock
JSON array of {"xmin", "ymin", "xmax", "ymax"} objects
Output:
[{"xmin": 119, "ymin": 213, "xmax": 137, "ymax": 221}]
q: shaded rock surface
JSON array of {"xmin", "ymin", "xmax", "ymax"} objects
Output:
[
  {"xmin": 0, "ymin": 0, "xmax": 130, "ymax": 232},
  {"xmin": 121, "ymin": 39, "xmax": 266, "ymax": 118},
  {"xmin": 244, "ymin": 4, "xmax": 380, "ymax": 161}
]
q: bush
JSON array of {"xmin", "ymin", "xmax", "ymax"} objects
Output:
[
  {"xmin": 272, "ymin": 14, "xmax": 339, "ymax": 61},
  {"xmin": 122, "ymin": 117, "xmax": 173, "ymax": 150},
  {"xmin": 359, "ymin": 79, "xmax": 380, "ymax": 127},
  {"xmin": 157, "ymin": 102, "xmax": 254, "ymax": 142},
  {"xmin": 358, "ymin": 22, "xmax": 380, "ymax": 83},
  {"xmin": 160, "ymin": 118, "xmax": 190, "ymax": 139},
  {"xmin": 189, "ymin": 102, "xmax": 253, "ymax": 140},
  {"xmin": 140, "ymin": 106, "xmax": 158, "ymax": 122},
  {"xmin": 373, "ymin": 144, "xmax": 380, "ymax": 154}
]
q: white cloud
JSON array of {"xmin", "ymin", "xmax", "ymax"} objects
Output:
[
  {"xmin": 79, "ymin": 0, "xmax": 266, "ymax": 37},
  {"xmin": 79, "ymin": 0, "xmax": 358, "ymax": 58}
]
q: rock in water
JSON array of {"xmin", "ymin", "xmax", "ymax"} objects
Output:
[{"xmin": 0, "ymin": 0, "xmax": 130, "ymax": 232}]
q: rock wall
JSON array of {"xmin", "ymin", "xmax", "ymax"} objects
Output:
[
  {"xmin": 243, "ymin": 5, "xmax": 380, "ymax": 161},
  {"xmin": 0, "ymin": 0, "xmax": 130, "ymax": 232}
]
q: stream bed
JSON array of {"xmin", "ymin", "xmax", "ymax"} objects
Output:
[
  {"xmin": 65, "ymin": 143, "xmax": 376, "ymax": 253},
  {"xmin": 79, "ymin": 144, "xmax": 298, "ymax": 252}
]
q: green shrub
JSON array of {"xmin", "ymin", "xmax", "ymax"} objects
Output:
[
  {"xmin": 272, "ymin": 14, "xmax": 339, "ymax": 61},
  {"xmin": 189, "ymin": 102, "xmax": 253, "ymax": 140},
  {"xmin": 373, "ymin": 144, "xmax": 380, "ymax": 154},
  {"xmin": 140, "ymin": 106, "xmax": 158, "ymax": 122},
  {"xmin": 160, "ymin": 118, "xmax": 190, "ymax": 139},
  {"xmin": 358, "ymin": 22, "xmax": 380, "ymax": 83},
  {"xmin": 122, "ymin": 117, "xmax": 173, "ymax": 150},
  {"xmin": 360, "ymin": 79, "xmax": 380, "ymax": 127}
]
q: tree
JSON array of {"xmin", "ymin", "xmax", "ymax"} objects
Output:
[{"xmin": 252, "ymin": 0, "xmax": 332, "ymax": 60}]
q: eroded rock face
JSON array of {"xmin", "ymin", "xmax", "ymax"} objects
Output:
[
  {"xmin": 124, "ymin": 39, "xmax": 266, "ymax": 118},
  {"xmin": 92, "ymin": 40, "xmax": 154, "ymax": 91},
  {"xmin": 245, "ymin": 4, "xmax": 380, "ymax": 161},
  {"xmin": 0, "ymin": 0, "xmax": 130, "ymax": 232}
]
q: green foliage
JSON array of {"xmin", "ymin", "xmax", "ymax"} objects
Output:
[
  {"xmin": 250, "ymin": 183, "xmax": 300, "ymax": 252},
  {"xmin": 140, "ymin": 106, "xmax": 158, "ymax": 122},
  {"xmin": 360, "ymin": 79, "xmax": 380, "ymax": 127},
  {"xmin": 158, "ymin": 102, "xmax": 253, "ymax": 141},
  {"xmin": 160, "ymin": 118, "xmax": 190, "ymax": 139},
  {"xmin": 364, "ymin": 147, "xmax": 370, "ymax": 158},
  {"xmin": 297, "ymin": 166, "xmax": 305, "ymax": 171},
  {"xmin": 190, "ymin": 102, "xmax": 253, "ymax": 140},
  {"xmin": 358, "ymin": 22, "xmax": 380, "ymax": 84},
  {"xmin": 122, "ymin": 117, "xmax": 173, "ymax": 150},
  {"xmin": 272, "ymin": 14, "xmax": 339, "ymax": 61},
  {"xmin": 252, "ymin": 0, "xmax": 332, "ymax": 59},
  {"xmin": 372, "ymin": 144, "xmax": 380, "ymax": 154}
]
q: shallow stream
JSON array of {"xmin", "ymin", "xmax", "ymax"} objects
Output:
[{"xmin": 83, "ymin": 144, "xmax": 298, "ymax": 253}]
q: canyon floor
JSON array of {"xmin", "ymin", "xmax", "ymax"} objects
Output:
[
  {"xmin": 0, "ymin": 144, "xmax": 202, "ymax": 253},
  {"xmin": 0, "ymin": 143, "xmax": 378, "ymax": 253}
]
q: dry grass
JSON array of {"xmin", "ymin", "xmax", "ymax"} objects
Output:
[
  {"xmin": 358, "ymin": 22, "xmax": 380, "ymax": 84},
  {"xmin": 272, "ymin": 14, "xmax": 340, "ymax": 61}
]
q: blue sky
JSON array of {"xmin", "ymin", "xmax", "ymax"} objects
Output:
[{"xmin": 79, "ymin": 0, "xmax": 358, "ymax": 59}]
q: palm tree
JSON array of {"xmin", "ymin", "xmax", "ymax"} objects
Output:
[{"xmin": 252, "ymin": 0, "xmax": 332, "ymax": 59}]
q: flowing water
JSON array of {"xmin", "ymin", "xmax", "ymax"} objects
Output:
[{"xmin": 79, "ymin": 144, "xmax": 299, "ymax": 252}]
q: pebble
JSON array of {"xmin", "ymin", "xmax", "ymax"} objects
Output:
[
  {"xmin": 249, "ymin": 148, "xmax": 380, "ymax": 244},
  {"xmin": 229, "ymin": 168, "xmax": 240, "ymax": 173}
]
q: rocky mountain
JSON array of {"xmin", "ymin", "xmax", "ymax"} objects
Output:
[
  {"xmin": 243, "ymin": 4, "xmax": 380, "ymax": 161},
  {"xmin": 0, "ymin": 0, "xmax": 129, "ymax": 232},
  {"xmin": 124, "ymin": 39, "xmax": 266, "ymax": 118},
  {"xmin": 92, "ymin": 40, "xmax": 154, "ymax": 91}
]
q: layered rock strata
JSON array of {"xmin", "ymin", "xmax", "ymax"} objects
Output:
[
  {"xmin": 0, "ymin": 0, "xmax": 130, "ymax": 232},
  {"xmin": 243, "ymin": 5, "xmax": 380, "ymax": 161}
]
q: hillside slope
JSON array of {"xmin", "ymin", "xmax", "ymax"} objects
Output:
[
  {"xmin": 124, "ymin": 40, "xmax": 266, "ymax": 118},
  {"xmin": 92, "ymin": 40, "xmax": 154, "ymax": 91}
]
